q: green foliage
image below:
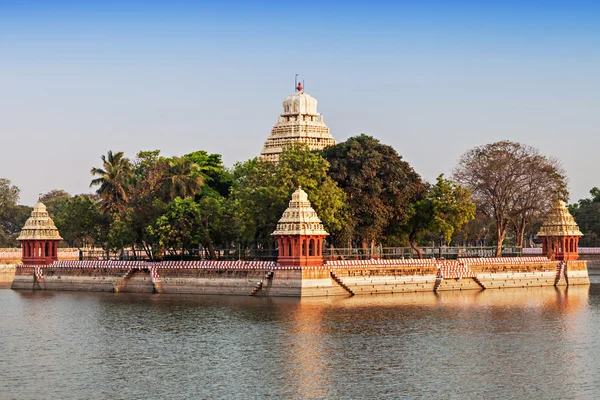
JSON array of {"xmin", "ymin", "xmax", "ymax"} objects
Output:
[
  {"xmin": 570, "ymin": 188, "xmax": 600, "ymax": 247},
  {"xmin": 148, "ymin": 197, "xmax": 204, "ymax": 256},
  {"xmin": 184, "ymin": 150, "xmax": 234, "ymax": 197},
  {"xmin": 406, "ymin": 175, "xmax": 476, "ymax": 256},
  {"xmin": 231, "ymin": 144, "xmax": 348, "ymax": 247},
  {"xmin": 43, "ymin": 190, "xmax": 71, "ymax": 220},
  {"xmin": 0, "ymin": 179, "xmax": 31, "ymax": 246},
  {"xmin": 90, "ymin": 151, "xmax": 133, "ymax": 215},
  {"xmin": 323, "ymin": 134, "xmax": 424, "ymax": 246},
  {"xmin": 107, "ymin": 213, "xmax": 137, "ymax": 254},
  {"xmin": 133, "ymin": 150, "xmax": 163, "ymax": 182},
  {"xmin": 427, "ymin": 175, "xmax": 476, "ymax": 243},
  {"xmin": 52, "ymin": 195, "xmax": 106, "ymax": 249},
  {"xmin": 0, "ymin": 178, "xmax": 19, "ymax": 208},
  {"xmin": 162, "ymin": 157, "xmax": 205, "ymax": 200}
]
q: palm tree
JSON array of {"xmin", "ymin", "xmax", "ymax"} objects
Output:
[
  {"xmin": 90, "ymin": 151, "xmax": 133, "ymax": 214},
  {"xmin": 163, "ymin": 157, "xmax": 205, "ymax": 200}
]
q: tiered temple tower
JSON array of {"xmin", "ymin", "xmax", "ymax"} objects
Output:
[
  {"xmin": 17, "ymin": 202, "xmax": 62, "ymax": 265},
  {"xmin": 272, "ymin": 187, "xmax": 328, "ymax": 267},
  {"xmin": 260, "ymin": 83, "xmax": 336, "ymax": 162},
  {"xmin": 537, "ymin": 200, "xmax": 583, "ymax": 261}
]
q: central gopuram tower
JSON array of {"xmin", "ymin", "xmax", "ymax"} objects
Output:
[
  {"xmin": 272, "ymin": 187, "xmax": 328, "ymax": 267},
  {"xmin": 17, "ymin": 202, "xmax": 62, "ymax": 265},
  {"xmin": 260, "ymin": 82, "xmax": 336, "ymax": 162}
]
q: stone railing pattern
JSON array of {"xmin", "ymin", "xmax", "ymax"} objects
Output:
[
  {"xmin": 0, "ymin": 249, "xmax": 20, "ymax": 259},
  {"xmin": 53, "ymin": 260, "xmax": 146, "ymax": 268},
  {"xmin": 327, "ymin": 259, "xmax": 439, "ymax": 267},
  {"xmin": 326, "ymin": 257, "xmax": 546, "ymax": 269},
  {"xmin": 48, "ymin": 260, "xmax": 279, "ymax": 269},
  {"xmin": 523, "ymin": 247, "xmax": 600, "ymax": 255},
  {"xmin": 26, "ymin": 257, "xmax": 550, "ymax": 271},
  {"xmin": 0, "ymin": 248, "xmax": 79, "ymax": 261}
]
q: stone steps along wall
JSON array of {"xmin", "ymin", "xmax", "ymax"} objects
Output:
[
  {"xmin": 157, "ymin": 269, "xmax": 292, "ymax": 296},
  {"xmin": 327, "ymin": 259, "xmax": 589, "ymax": 294},
  {"xmin": 11, "ymin": 266, "xmax": 302, "ymax": 297},
  {"xmin": 327, "ymin": 267, "xmax": 438, "ymax": 295},
  {"xmin": 9, "ymin": 258, "xmax": 590, "ymax": 296},
  {"xmin": 299, "ymin": 269, "xmax": 350, "ymax": 297}
]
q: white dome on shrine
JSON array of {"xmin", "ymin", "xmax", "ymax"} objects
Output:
[
  {"xmin": 272, "ymin": 187, "xmax": 329, "ymax": 236},
  {"xmin": 537, "ymin": 200, "xmax": 583, "ymax": 237},
  {"xmin": 282, "ymin": 91, "xmax": 319, "ymax": 116},
  {"xmin": 17, "ymin": 202, "xmax": 63, "ymax": 241}
]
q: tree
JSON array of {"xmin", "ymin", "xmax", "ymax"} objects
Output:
[
  {"xmin": 126, "ymin": 151, "xmax": 169, "ymax": 259},
  {"xmin": 231, "ymin": 144, "xmax": 348, "ymax": 248},
  {"xmin": 148, "ymin": 197, "xmax": 204, "ymax": 258},
  {"xmin": 405, "ymin": 175, "xmax": 476, "ymax": 258},
  {"xmin": 41, "ymin": 190, "xmax": 71, "ymax": 220},
  {"xmin": 90, "ymin": 151, "xmax": 133, "ymax": 214},
  {"xmin": 0, "ymin": 179, "xmax": 31, "ymax": 247},
  {"xmin": 162, "ymin": 157, "xmax": 205, "ymax": 200},
  {"xmin": 570, "ymin": 188, "xmax": 600, "ymax": 247},
  {"xmin": 197, "ymin": 195, "xmax": 225, "ymax": 259},
  {"xmin": 107, "ymin": 214, "xmax": 138, "ymax": 256},
  {"xmin": 52, "ymin": 195, "xmax": 105, "ymax": 249},
  {"xmin": 184, "ymin": 150, "xmax": 233, "ymax": 197},
  {"xmin": 453, "ymin": 141, "xmax": 567, "ymax": 256},
  {"xmin": 322, "ymin": 134, "xmax": 424, "ymax": 248},
  {"xmin": 39, "ymin": 189, "xmax": 70, "ymax": 204},
  {"xmin": 0, "ymin": 178, "xmax": 20, "ymax": 210}
]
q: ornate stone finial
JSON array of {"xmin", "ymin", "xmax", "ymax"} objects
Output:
[
  {"xmin": 537, "ymin": 200, "xmax": 583, "ymax": 238},
  {"xmin": 296, "ymin": 82, "xmax": 303, "ymax": 92},
  {"xmin": 17, "ymin": 202, "xmax": 63, "ymax": 241},
  {"xmin": 272, "ymin": 188, "xmax": 328, "ymax": 236}
]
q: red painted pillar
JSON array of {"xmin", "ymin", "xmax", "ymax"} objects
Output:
[{"xmin": 278, "ymin": 238, "xmax": 283, "ymax": 258}]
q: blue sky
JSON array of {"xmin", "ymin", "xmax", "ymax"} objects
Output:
[{"xmin": 1, "ymin": 0, "xmax": 599, "ymax": 205}]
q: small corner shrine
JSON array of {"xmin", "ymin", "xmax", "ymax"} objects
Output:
[
  {"xmin": 537, "ymin": 200, "xmax": 583, "ymax": 261},
  {"xmin": 17, "ymin": 202, "xmax": 62, "ymax": 265},
  {"xmin": 272, "ymin": 187, "xmax": 328, "ymax": 267}
]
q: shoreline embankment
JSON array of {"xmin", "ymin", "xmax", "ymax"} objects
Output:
[
  {"xmin": 9, "ymin": 257, "xmax": 590, "ymax": 297},
  {"xmin": 0, "ymin": 264, "xmax": 16, "ymax": 287}
]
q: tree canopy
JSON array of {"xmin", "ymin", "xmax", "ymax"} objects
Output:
[
  {"xmin": 0, "ymin": 179, "xmax": 31, "ymax": 247},
  {"xmin": 90, "ymin": 151, "xmax": 133, "ymax": 215},
  {"xmin": 4, "ymin": 136, "xmax": 589, "ymax": 260},
  {"xmin": 231, "ymin": 144, "xmax": 348, "ymax": 248},
  {"xmin": 570, "ymin": 188, "xmax": 600, "ymax": 247},
  {"xmin": 405, "ymin": 175, "xmax": 476, "ymax": 258},
  {"xmin": 453, "ymin": 140, "xmax": 567, "ymax": 256},
  {"xmin": 322, "ymin": 134, "xmax": 424, "ymax": 247}
]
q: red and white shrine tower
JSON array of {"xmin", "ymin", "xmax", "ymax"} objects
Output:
[
  {"xmin": 537, "ymin": 200, "xmax": 583, "ymax": 261},
  {"xmin": 17, "ymin": 202, "xmax": 62, "ymax": 265},
  {"xmin": 272, "ymin": 187, "xmax": 328, "ymax": 267}
]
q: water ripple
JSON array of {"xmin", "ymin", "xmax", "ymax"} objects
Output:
[{"xmin": 0, "ymin": 285, "xmax": 599, "ymax": 399}]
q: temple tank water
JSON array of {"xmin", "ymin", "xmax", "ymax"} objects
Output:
[{"xmin": 1, "ymin": 277, "xmax": 600, "ymax": 399}]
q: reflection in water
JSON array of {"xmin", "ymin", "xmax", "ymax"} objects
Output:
[
  {"xmin": 0, "ymin": 285, "xmax": 599, "ymax": 399},
  {"xmin": 279, "ymin": 301, "xmax": 331, "ymax": 399}
]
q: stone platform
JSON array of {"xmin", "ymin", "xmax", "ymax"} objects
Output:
[{"xmin": 10, "ymin": 257, "xmax": 589, "ymax": 297}]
